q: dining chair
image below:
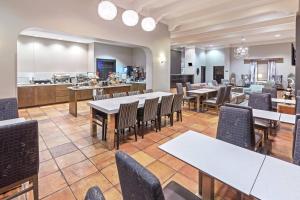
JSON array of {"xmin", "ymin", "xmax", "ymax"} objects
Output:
[
  {"xmin": 115, "ymin": 101, "xmax": 139, "ymax": 149},
  {"xmin": 128, "ymin": 91, "xmax": 140, "ymax": 96},
  {"xmin": 157, "ymin": 95, "xmax": 174, "ymax": 131},
  {"xmin": 172, "ymin": 94, "xmax": 183, "ymax": 123},
  {"xmin": 262, "ymin": 87, "xmax": 277, "ymax": 110},
  {"xmin": 211, "ymin": 80, "xmax": 218, "ymax": 86},
  {"xmin": 217, "ymin": 105, "xmax": 263, "ymax": 151},
  {"xmin": 296, "ymin": 96, "xmax": 300, "ymax": 114},
  {"xmin": 85, "ymin": 186, "xmax": 106, "ymax": 200},
  {"xmin": 248, "ymin": 93, "xmax": 273, "ymax": 142},
  {"xmin": 143, "ymin": 89, "xmax": 153, "ymax": 93},
  {"xmin": 297, "ymin": 90, "xmax": 300, "ymax": 96},
  {"xmin": 137, "ymin": 97, "xmax": 159, "ymax": 138},
  {"xmin": 113, "ymin": 92, "xmax": 128, "ymax": 98},
  {"xmin": 223, "ymin": 85, "xmax": 232, "ymax": 103},
  {"xmin": 292, "ymin": 114, "xmax": 300, "ymax": 157},
  {"xmin": 92, "ymin": 94, "xmax": 111, "ymax": 140},
  {"xmin": 115, "ymin": 151, "xmax": 200, "ymax": 200},
  {"xmin": 0, "ymin": 98, "xmax": 19, "ymax": 121},
  {"xmin": 0, "ymin": 120, "xmax": 39, "ymax": 200},
  {"xmin": 202, "ymin": 86, "xmax": 226, "ymax": 113},
  {"xmin": 176, "ymin": 83, "xmax": 195, "ymax": 110}
]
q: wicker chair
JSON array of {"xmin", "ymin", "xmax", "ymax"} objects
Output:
[
  {"xmin": 202, "ymin": 86, "xmax": 226, "ymax": 112},
  {"xmin": 85, "ymin": 186, "xmax": 105, "ymax": 200},
  {"xmin": 248, "ymin": 93, "xmax": 272, "ymax": 142},
  {"xmin": 137, "ymin": 98, "xmax": 159, "ymax": 138},
  {"xmin": 143, "ymin": 89, "xmax": 153, "ymax": 94},
  {"xmin": 212, "ymin": 80, "xmax": 218, "ymax": 86},
  {"xmin": 115, "ymin": 101, "xmax": 139, "ymax": 149},
  {"xmin": 220, "ymin": 104, "xmax": 263, "ymax": 151},
  {"xmin": 128, "ymin": 91, "xmax": 140, "ymax": 96},
  {"xmin": 292, "ymin": 115, "xmax": 300, "ymax": 157},
  {"xmin": 172, "ymin": 94, "xmax": 183, "ymax": 123},
  {"xmin": 0, "ymin": 98, "xmax": 19, "ymax": 121},
  {"xmin": 157, "ymin": 95, "xmax": 174, "ymax": 131},
  {"xmin": 115, "ymin": 151, "xmax": 200, "ymax": 200},
  {"xmin": 92, "ymin": 94, "xmax": 111, "ymax": 140},
  {"xmin": 223, "ymin": 85, "xmax": 232, "ymax": 103},
  {"xmin": 296, "ymin": 97, "xmax": 300, "ymax": 114},
  {"xmin": 113, "ymin": 92, "xmax": 127, "ymax": 98},
  {"xmin": 262, "ymin": 88, "xmax": 277, "ymax": 110},
  {"xmin": 0, "ymin": 120, "xmax": 39, "ymax": 200},
  {"xmin": 176, "ymin": 83, "xmax": 195, "ymax": 110}
]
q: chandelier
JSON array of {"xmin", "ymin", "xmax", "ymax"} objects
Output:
[{"xmin": 234, "ymin": 46, "xmax": 249, "ymax": 59}]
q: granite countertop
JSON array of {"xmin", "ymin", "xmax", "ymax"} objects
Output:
[{"xmin": 18, "ymin": 83, "xmax": 72, "ymax": 87}]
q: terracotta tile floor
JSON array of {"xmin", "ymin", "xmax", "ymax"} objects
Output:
[{"xmin": 2, "ymin": 101, "xmax": 294, "ymax": 200}]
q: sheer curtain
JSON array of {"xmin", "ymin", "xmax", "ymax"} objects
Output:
[
  {"xmin": 268, "ymin": 60, "xmax": 276, "ymax": 81},
  {"xmin": 250, "ymin": 61, "xmax": 257, "ymax": 83}
]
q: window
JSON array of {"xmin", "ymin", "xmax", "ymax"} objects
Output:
[{"xmin": 257, "ymin": 64, "xmax": 268, "ymax": 81}]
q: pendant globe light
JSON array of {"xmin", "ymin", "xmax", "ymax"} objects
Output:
[
  {"xmin": 98, "ymin": 1, "xmax": 118, "ymax": 21},
  {"xmin": 122, "ymin": 10, "xmax": 139, "ymax": 27},
  {"xmin": 141, "ymin": 17, "xmax": 156, "ymax": 32}
]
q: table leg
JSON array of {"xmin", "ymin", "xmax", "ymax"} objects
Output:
[
  {"xmin": 69, "ymin": 90, "xmax": 78, "ymax": 117},
  {"xmin": 197, "ymin": 95, "xmax": 200, "ymax": 112},
  {"xmin": 90, "ymin": 108, "xmax": 97, "ymax": 137},
  {"xmin": 202, "ymin": 173, "xmax": 214, "ymax": 200},
  {"xmin": 106, "ymin": 114, "xmax": 116, "ymax": 150},
  {"xmin": 198, "ymin": 171, "xmax": 203, "ymax": 196}
]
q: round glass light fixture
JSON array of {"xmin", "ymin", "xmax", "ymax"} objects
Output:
[
  {"xmin": 141, "ymin": 17, "xmax": 156, "ymax": 32},
  {"xmin": 98, "ymin": 1, "xmax": 118, "ymax": 21},
  {"xmin": 122, "ymin": 10, "xmax": 139, "ymax": 27},
  {"xmin": 234, "ymin": 46, "xmax": 249, "ymax": 59}
]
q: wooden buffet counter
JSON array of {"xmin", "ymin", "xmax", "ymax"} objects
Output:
[{"xmin": 68, "ymin": 84, "xmax": 131, "ymax": 117}]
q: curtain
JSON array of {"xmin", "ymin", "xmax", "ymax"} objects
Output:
[
  {"xmin": 250, "ymin": 61, "xmax": 257, "ymax": 83},
  {"xmin": 268, "ymin": 60, "xmax": 276, "ymax": 81}
]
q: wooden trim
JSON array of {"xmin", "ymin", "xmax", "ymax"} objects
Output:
[{"xmin": 244, "ymin": 58, "xmax": 284, "ymax": 64}]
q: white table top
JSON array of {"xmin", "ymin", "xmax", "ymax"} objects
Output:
[
  {"xmin": 251, "ymin": 156, "xmax": 300, "ymax": 200},
  {"xmin": 280, "ymin": 113, "xmax": 295, "ymax": 125},
  {"xmin": 272, "ymin": 98, "xmax": 296, "ymax": 105},
  {"xmin": 159, "ymin": 131, "xmax": 266, "ymax": 195},
  {"xmin": 187, "ymin": 88, "xmax": 217, "ymax": 95},
  {"xmin": 253, "ymin": 109, "xmax": 281, "ymax": 121},
  {"xmin": 0, "ymin": 118, "xmax": 26, "ymax": 126},
  {"xmin": 88, "ymin": 91, "xmax": 172, "ymax": 114}
]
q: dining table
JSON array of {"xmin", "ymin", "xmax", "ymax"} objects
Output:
[
  {"xmin": 187, "ymin": 88, "xmax": 217, "ymax": 112},
  {"xmin": 88, "ymin": 91, "xmax": 172, "ymax": 150},
  {"xmin": 0, "ymin": 118, "xmax": 26, "ymax": 126}
]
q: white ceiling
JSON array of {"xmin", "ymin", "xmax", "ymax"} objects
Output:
[{"xmin": 112, "ymin": 0, "xmax": 298, "ymax": 48}]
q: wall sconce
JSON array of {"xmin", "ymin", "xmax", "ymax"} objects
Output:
[{"xmin": 159, "ymin": 54, "xmax": 166, "ymax": 64}]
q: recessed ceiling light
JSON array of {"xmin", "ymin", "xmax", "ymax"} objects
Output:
[
  {"xmin": 275, "ymin": 34, "xmax": 281, "ymax": 38},
  {"xmin": 241, "ymin": 38, "xmax": 246, "ymax": 41}
]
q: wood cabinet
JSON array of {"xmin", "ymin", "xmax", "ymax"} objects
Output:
[
  {"xmin": 55, "ymin": 84, "xmax": 71, "ymax": 103},
  {"xmin": 18, "ymin": 86, "xmax": 36, "ymax": 108},
  {"xmin": 35, "ymin": 86, "xmax": 56, "ymax": 105}
]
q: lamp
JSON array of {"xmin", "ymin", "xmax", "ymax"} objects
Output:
[
  {"xmin": 122, "ymin": 10, "xmax": 139, "ymax": 27},
  {"xmin": 141, "ymin": 17, "xmax": 156, "ymax": 32},
  {"xmin": 98, "ymin": 1, "xmax": 118, "ymax": 21}
]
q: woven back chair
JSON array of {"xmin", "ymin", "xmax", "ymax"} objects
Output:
[
  {"xmin": 296, "ymin": 97, "xmax": 300, "ymax": 114},
  {"xmin": 262, "ymin": 88, "xmax": 277, "ymax": 110},
  {"xmin": 216, "ymin": 86, "xmax": 226, "ymax": 105},
  {"xmin": 223, "ymin": 85, "xmax": 232, "ymax": 103},
  {"xmin": 128, "ymin": 91, "xmax": 140, "ymax": 96},
  {"xmin": 115, "ymin": 101, "xmax": 139, "ymax": 149},
  {"xmin": 172, "ymin": 94, "xmax": 183, "ymax": 123},
  {"xmin": 248, "ymin": 93, "xmax": 272, "ymax": 111},
  {"xmin": 157, "ymin": 95, "xmax": 174, "ymax": 131},
  {"xmin": 293, "ymin": 114, "xmax": 300, "ymax": 156},
  {"xmin": 176, "ymin": 83, "xmax": 184, "ymax": 95},
  {"xmin": 294, "ymin": 119, "xmax": 300, "ymax": 165},
  {"xmin": 297, "ymin": 90, "xmax": 300, "ymax": 96},
  {"xmin": 185, "ymin": 82, "xmax": 192, "ymax": 92},
  {"xmin": 0, "ymin": 98, "xmax": 19, "ymax": 121},
  {"xmin": 85, "ymin": 186, "xmax": 106, "ymax": 200},
  {"xmin": 143, "ymin": 89, "xmax": 153, "ymax": 94},
  {"xmin": 137, "ymin": 98, "xmax": 159, "ymax": 137},
  {"xmin": 212, "ymin": 80, "xmax": 218, "ymax": 86},
  {"xmin": 217, "ymin": 106, "xmax": 256, "ymax": 150},
  {"xmin": 93, "ymin": 94, "xmax": 111, "ymax": 101},
  {"xmin": 0, "ymin": 120, "xmax": 39, "ymax": 199},
  {"xmin": 113, "ymin": 92, "xmax": 127, "ymax": 98}
]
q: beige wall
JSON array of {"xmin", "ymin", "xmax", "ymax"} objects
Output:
[{"xmin": 0, "ymin": 0, "xmax": 170, "ymax": 98}]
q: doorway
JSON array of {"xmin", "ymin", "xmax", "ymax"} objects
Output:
[
  {"xmin": 213, "ymin": 66, "xmax": 224, "ymax": 84},
  {"xmin": 201, "ymin": 66, "xmax": 206, "ymax": 83}
]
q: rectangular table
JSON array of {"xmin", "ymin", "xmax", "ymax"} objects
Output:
[
  {"xmin": 272, "ymin": 98, "xmax": 296, "ymax": 105},
  {"xmin": 251, "ymin": 156, "xmax": 300, "ymax": 200},
  {"xmin": 88, "ymin": 91, "xmax": 172, "ymax": 150},
  {"xmin": 159, "ymin": 131, "xmax": 266, "ymax": 200},
  {"xmin": 252, "ymin": 109, "xmax": 281, "ymax": 121},
  {"xmin": 0, "ymin": 118, "xmax": 26, "ymax": 126},
  {"xmin": 280, "ymin": 113, "xmax": 295, "ymax": 125},
  {"xmin": 187, "ymin": 89, "xmax": 217, "ymax": 112}
]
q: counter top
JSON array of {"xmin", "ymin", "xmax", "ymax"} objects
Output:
[
  {"xmin": 18, "ymin": 83, "xmax": 72, "ymax": 87},
  {"xmin": 68, "ymin": 84, "xmax": 132, "ymax": 91}
]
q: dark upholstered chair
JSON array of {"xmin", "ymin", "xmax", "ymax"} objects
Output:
[
  {"xmin": 297, "ymin": 90, "xmax": 300, "ymax": 96},
  {"xmin": 143, "ymin": 89, "xmax": 153, "ymax": 94},
  {"xmin": 92, "ymin": 94, "xmax": 111, "ymax": 141},
  {"xmin": 128, "ymin": 91, "xmax": 140, "ymax": 96},
  {"xmin": 262, "ymin": 88, "xmax": 277, "ymax": 110},
  {"xmin": 115, "ymin": 151, "xmax": 200, "ymax": 200},
  {"xmin": 0, "ymin": 98, "xmax": 19, "ymax": 121},
  {"xmin": 137, "ymin": 98, "xmax": 159, "ymax": 138},
  {"xmin": 113, "ymin": 92, "xmax": 127, "ymax": 98},
  {"xmin": 172, "ymin": 94, "xmax": 183, "ymax": 123},
  {"xmin": 296, "ymin": 96, "xmax": 300, "ymax": 114},
  {"xmin": 115, "ymin": 101, "xmax": 139, "ymax": 149},
  {"xmin": 248, "ymin": 93, "xmax": 272, "ymax": 142},
  {"xmin": 0, "ymin": 120, "xmax": 39, "ymax": 200},
  {"xmin": 292, "ymin": 115, "xmax": 300, "ymax": 156},
  {"xmin": 223, "ymin": 85, "xmax": 232, "ymax": 103},
  {"xmin": 176, "ymin": 83, "xmax": 195, "ymax": 110},
  {"xmin": 157, "ymin": 95, "xmax": 174, "ymax": 131},
  {"xmin": 212, "ymin": 80, "xmax": 218, "ymax": 86},
  {"xmin": 217, "ymin": 105, "xmax": 262, "ymax": 151},
  {"xmin": 85, "ymin": 186, "xmax": 105, "ymax": 200},
  {"xmin": 294, "ymin": 119, "xmax": 300, "ymax": 165},
  {"xmin": 202, "ymin": 86, "xmax": 226, "ymax": 113}
]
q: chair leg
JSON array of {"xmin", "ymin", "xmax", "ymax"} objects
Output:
[
  {"xmin": 33, "ymin": 175, "xmax": 39, "ymax": 200},
  {"xmin": 170, "ymin": 113, "xmax": 174, "ymax": 126},
  {"xmin": 134, "ymin": 126, "xmax": 137, "ymax": 141},
  {"xmin": 155, "ymin": 118, "xmax": 158, "ymax": 132},
  {"xmin": 180, "ymin": 111, "xmax": 183, "ymax": 122},
  {"xmin": 142, "ymin": 122, "xmax": 145, "ymax": 139},
  {"xmin": 158, "ymin": 116, "xmax": 162, "ymax": 131},
  {"xmin": 189, "ymin": 101, "xmax": 191, "ymax": 110},
  {"xmin": 116, "ymin": 130, "xmax": 120, "ymax": 150},
  {"xmin": 176, "ymin": 111, "xmax": 180, "ymax": 121}
]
